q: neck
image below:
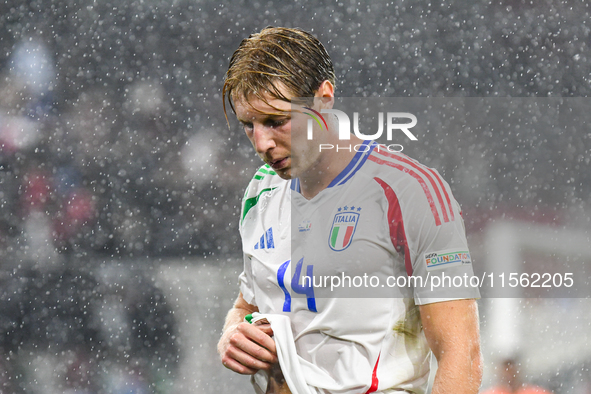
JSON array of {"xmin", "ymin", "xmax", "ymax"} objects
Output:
[{"xmin": 298, "ymin": 134, "xmax": 364, "ymax": 199}]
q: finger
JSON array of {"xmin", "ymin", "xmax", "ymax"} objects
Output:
[
  {"xmin": 253, "ymin": 322, "xmax": 274, "ymax": 337},
  {"xmin": 231, "ymin": 331, "xmax": 277, "ymax": 364},
  {"xmin": 227, "ymin": 344, "xmax": 275, "ymax": 371},
  {"xmin": 221, "ymin": 355, "xmax": 258, "ymax": 375},
  {"xmin": 238, "ymin": 323, "xmax": 277, "ymax": 356}
]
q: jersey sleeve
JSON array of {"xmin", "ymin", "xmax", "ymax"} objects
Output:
[
  {"xmin": 237, "ymin": 175, "xmax": 257, "ymax": 306},
  {"xmin": 236, "ymin": 165, "xmax": 281, "ymax": 307},
  {"xmin": 379, "ymin": 167, "xmax": 480, "ymax": 305},
  {"xmin": 238, "ymin": 254, "xmax": 257, "ymax": 306}
]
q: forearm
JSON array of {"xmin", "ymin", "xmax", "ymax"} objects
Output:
[
  {"xmin": 218, "ymin": 293, "xmax": 277, "ymax": 375},
  {"xmin": 221, "ymin": 304, "xmax": 253, "ymax": 336},
  {"xmin": 431, "ymin": 351, "xmax": 483, "ymax": 394},
  {"xmin": 421, "ymin": 299, "xmax": 483, "ymax": 394},
  {"xmin": 218, "ymin": 293, "xmax": 258, "ymax": 353}
]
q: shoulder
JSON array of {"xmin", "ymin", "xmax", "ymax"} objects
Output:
[
  {"xmin": 240, "ymin": 164, "xmax": 286, "ymax": 223},
  {"xmin": 365, "ymin": 147, "xmax": 457, "ymax": 225},
  {"xmin": 365, "ymin": 146, "xmax": 447, "ymax": 191},
  {"xmin": 243, "ymin": 164, "xmax": 285, "ymax": 198}
]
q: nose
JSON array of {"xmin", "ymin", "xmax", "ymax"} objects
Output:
[{"xmin": 252, "ymin": 124, "xmax": 276, "ymax": 155}]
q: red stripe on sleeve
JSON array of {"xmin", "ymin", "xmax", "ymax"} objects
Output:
[
  {"xmin": 374, "ymin": 177, "xmax": 413, "ymax": 276},
  {"xmin": 424, "ymin": 166, "xmax": 454, "ymax": 221},
  {"xmin": 374, "ymin": 149, "xmax": 454, "ymax": 223},
  {"xmin": 369, "ymin": 155, "xmax": 442, "ymax": 226}
]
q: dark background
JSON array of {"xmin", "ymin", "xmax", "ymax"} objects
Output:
[
  {"xmin": 0, "ymin": 0, "xmax": 589, "ymax": 393},
  {"xmin": 0, "ymin": 0, "xmax": 589, "ymax": 261}
]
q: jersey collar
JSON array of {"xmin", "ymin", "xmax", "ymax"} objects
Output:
[{"xmin": 290, "ymin": 140, "xmax": 377, "ymax": 193}]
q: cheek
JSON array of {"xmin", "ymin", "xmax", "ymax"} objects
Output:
[
  {"xmin": 292, "ymin": 140, "xmax": 320, "ymax": 168},
  {"xmin": 305, "ymin": 144, "xmax": 321, "ymax": 163},
  {"xmin": 289, "ymin": 124, "xmax": 309, "ymax": 153}
]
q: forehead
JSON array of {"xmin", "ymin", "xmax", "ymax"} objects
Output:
[{"xmin": 233, "ymin": 93, "xmax": 291, "ymax": 121}]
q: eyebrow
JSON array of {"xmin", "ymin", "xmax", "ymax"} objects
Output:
[{"xmin": 236, "ymin": 112, "xmax": 290, "ymax": 124}]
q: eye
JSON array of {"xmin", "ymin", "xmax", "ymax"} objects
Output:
[
  {"xmin": 242, "ymin": 122, "xmax": 254, "ymax": 134},
  {"xmin": 268, "ymin": 118, "xmax": 289, "ymax": 128}
]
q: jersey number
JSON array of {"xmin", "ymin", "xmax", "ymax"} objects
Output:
[{"xmin": 277, "ymin": 258, "xmax": 317, "ymax": 312}]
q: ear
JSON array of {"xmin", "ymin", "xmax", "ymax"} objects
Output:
[{"xmin": 315, "ymin": 80, "xmax": 334, "ymax": 109}]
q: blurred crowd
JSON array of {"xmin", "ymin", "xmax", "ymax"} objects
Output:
[
  {"xmin": 1, "ymin": 0, "xmax": 591, "ymax": 392},
  {"xmin": 0, "ymin": 265, "xmax": 179, "ymax": 393},
  {"xmin": 0, "ymin": 37, "xmax": 250, "ymax": 270},
  {"xmin": 0, "ymin": 34, "xmax": 239, "ymax": 394}
]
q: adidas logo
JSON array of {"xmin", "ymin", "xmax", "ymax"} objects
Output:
[{"xmin": 254, "ymin": 228, "xmax": 275, "ymax": 250}]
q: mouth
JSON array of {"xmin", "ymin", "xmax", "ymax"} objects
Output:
[{"xmin": 268, "ymin": 157, "xmax": 289, "ymax": 170}]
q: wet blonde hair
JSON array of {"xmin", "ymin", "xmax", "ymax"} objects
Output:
[{"xmin": 222, "ymin": 26, "xmax": 335, "ymax": 123}]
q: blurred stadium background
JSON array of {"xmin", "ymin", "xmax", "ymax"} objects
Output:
[{"xmin": 0, "ymin": 0, "xmax": 589, "ymax": 392}]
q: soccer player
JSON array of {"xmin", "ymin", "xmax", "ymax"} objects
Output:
[{"xmin": 217, "ymin": 26, "xmax": 482, "ymax": 394}]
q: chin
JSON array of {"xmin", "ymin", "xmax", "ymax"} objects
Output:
[{"xmin": 275, "ymin": 168, "xmax": 292, "ymax": 180}]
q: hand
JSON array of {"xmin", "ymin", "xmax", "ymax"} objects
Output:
[
  {"xmin": 218, "ymin": 321, "xmax": 278, "ymax": 375},
  {"xmin": 267, "ymin": 361, "xmax": 291, "ymax": 394}
]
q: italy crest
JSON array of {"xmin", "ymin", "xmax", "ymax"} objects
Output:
[{"xmin": 328, "ymin": 206, "xmax": 361, "ymax": 251}]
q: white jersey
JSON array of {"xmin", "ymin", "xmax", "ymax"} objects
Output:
[{"xmin": 239, "ymin": 140, "xmax": 479, "ymax": 394}]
